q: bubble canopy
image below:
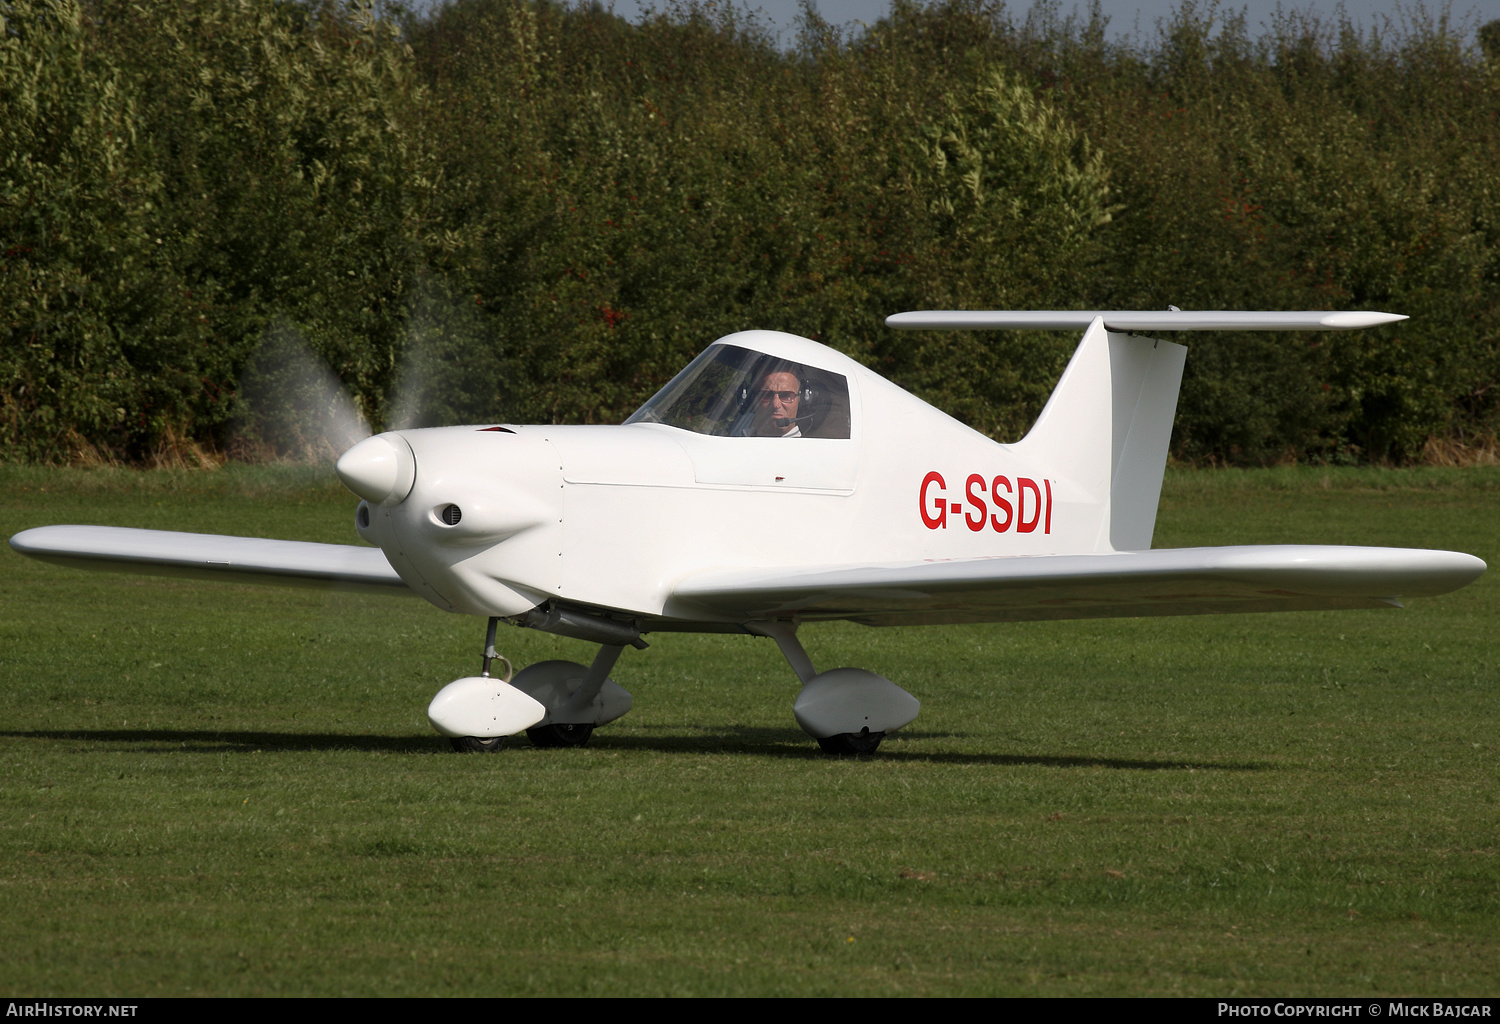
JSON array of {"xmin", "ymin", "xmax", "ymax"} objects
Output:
[{"xmin": 625, "ymin": 343, "xmax": 852, "ymax": 439}]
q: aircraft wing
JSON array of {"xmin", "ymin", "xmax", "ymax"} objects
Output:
[
  {"xmin": 9, "ymin": 525, "xmax": 412, "ymax": 595},
  {"xmin": 669, "ymin": 545, "xmax": 1486, "ymax": 627}
]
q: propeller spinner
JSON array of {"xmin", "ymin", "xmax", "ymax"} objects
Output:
[{"xmin": 336, "ymin": 433, "xmax": 416, "ymax": 505}]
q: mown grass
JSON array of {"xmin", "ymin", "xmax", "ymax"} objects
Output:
[{"xmin": 1, "ymin": 464, "xmax": 1496, "ymax": 996}]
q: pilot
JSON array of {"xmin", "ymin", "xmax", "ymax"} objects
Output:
[{"xmin": 749, "ymin": 369, "xmax": 806, "ymax": 437}]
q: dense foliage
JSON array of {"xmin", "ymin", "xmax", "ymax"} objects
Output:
[{"xmin": 2, "ymin": 0, "xmax": 1496, "ymax": 464}]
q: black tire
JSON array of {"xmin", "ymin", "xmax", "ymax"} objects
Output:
[
  {"xmin": 816, "ymin": 730, "xmax": 884, "ymax": 755},
  {"xmin": 526, "ymin": 722, "xmax": 595, "ymax": 748},
  {"xmin": 450, "ymin": 735, "xmax": 506, "ymax": 753}
]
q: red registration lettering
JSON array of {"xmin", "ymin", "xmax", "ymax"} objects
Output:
[
  {"xmin": 990, "ymin": 476, "xmax": 1014, "ymax": 532},
  {"xmin": 923, "ymin": 472, "xmax": 1054, "ymax": 534},
  {"xmin": 965, "ymin": 474, "xmax": 988, "ymax": 532},
  {"xmin": 920, "ymin": 471, "xmax": 947, "ymax": 530},
  {"xmin": 1017, "ymin": 478, "xmax": 1041, "ymax": 533}
]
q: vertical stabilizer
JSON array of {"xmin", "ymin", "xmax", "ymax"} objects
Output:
[{"xmin": 1012, "ymin": 317, "xmax": 1186, "ymax": 552}]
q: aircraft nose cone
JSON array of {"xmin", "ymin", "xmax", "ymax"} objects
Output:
[{"xmin": 336, "ymin": 434, "xmax": 415, "ymax": 504}]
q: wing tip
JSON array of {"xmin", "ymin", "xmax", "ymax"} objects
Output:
[
  {"xmin": 10, "ymin": 525, "xmax": 72, "ymax": 556},
  {"xmin": 1320, "ymin": 311, "xmax": 1408, "ymax": 330}
]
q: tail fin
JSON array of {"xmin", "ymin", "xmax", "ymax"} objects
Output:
[{"xmin": 1010, "ymin": 317, "xmax": 1186, "ymax": 552}]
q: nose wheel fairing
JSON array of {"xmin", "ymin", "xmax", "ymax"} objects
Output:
[
  {"xmin": 428, "ymin": 621, "xmax": 635, "ymax": 751},
  {"xmin": 427, "ymin": 676, "xmax": 547, "ymax": 740}
]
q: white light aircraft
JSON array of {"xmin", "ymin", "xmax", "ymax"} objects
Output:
[{"xmin": 10, "ymin": 311, "xmax": 1486, "ymax": 754}]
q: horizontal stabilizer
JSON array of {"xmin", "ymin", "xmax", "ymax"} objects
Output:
[
  {"xmin": 10, "ymin": 525, "xmax": 411, "ymax": 595},
  {"xmin": 671, "ymin": 545, "xmax": 1485, "ymax": 627},
  {"xmin": 885, "ymin": 310, "xmax": 1407, "ymax": 332}
]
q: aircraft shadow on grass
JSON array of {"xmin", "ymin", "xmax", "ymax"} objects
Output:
[
  {"xmin": 3, "ymin": 729, "xmax": 440, "ymax": 755},
  {"xmin": 3, "ymin": 727, "xmax": 1267, "ymax": 771}
]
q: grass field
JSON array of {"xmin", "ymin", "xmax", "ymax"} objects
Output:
[{"xmin": 1, "ymin": 465, "xmax": 1496, "ymax": 996}]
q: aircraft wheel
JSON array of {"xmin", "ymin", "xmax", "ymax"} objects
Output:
[
  {"xmin": 450, "ymin": 735, "xmax": 506, "ymax": 753},
  {"xmin": 526, "ymin": 722, "xmax": 595, "ymax": 748},
  {"xmin": 816, "ymin": 730, "xmax": 884, "ymax": 755}
]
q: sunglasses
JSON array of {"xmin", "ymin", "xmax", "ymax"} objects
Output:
[{"xmin": 757, "ymin": 390, "xmax": 800, "ymax": 404}]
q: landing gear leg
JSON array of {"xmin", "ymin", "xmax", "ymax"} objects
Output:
[
  {"xmin": 747, "ymin": 620, "xmax": 816, "ymax": 685},
  {"xmin": 447, "ymin": 617, "xmax": 517, "ymax": 753},
  {"xmin": 479, "ymin": 615, "xmax": 513, "ymax": 683}
]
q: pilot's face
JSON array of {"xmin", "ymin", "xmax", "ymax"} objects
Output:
[{"xmin": 756, "ymin": 371, "xmax": 801, "ymax": 435}]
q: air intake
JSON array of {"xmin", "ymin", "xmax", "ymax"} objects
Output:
[{"xmin": 440, "ymin": 504, "xmax": 462, "ymax": 526}]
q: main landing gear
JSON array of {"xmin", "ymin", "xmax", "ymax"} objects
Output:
[
  {"xmin": 526, "ymin": 721, "xmax": 594, "ymax": 748},
  {"xmin": 747, "ymin": 621, "xmax": 921, "ymax": 756},
  {"xmin": 817, "ymin": 730, "xmax": 884, "ymax": 755},
  {"xmin": 428, "ymin": 616, "xmax": 917, "ymax": 757},
  {"xmin": 427, "ymin": 618, "xmax": 635, "ymax": 752}
]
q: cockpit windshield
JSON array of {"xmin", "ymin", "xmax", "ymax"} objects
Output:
[{"xmin": 624, "ymin": 344, "xmax": 851, "ymax": 439}]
